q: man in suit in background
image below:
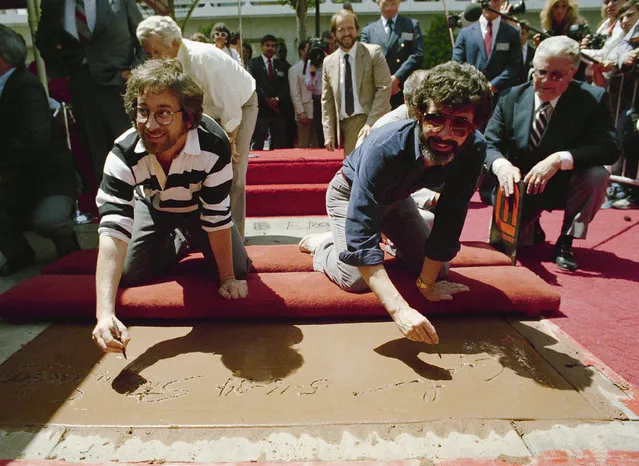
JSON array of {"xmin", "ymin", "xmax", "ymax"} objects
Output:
[
  {"xmin": 289, "ymin": 40, "xmax": 318, "ymax": 148},
  {"xmin": 0, "ymin": 25, "xmax": 77, "ymax": 275},
  {"xmin": 452, "ymin": 0, "xmax": 522, "ymax": 96},
  {"xmin": 36, "ymin": 0, "xmax": 143, "ymax": 186},
  {"xmin": 321, "ymin": 9, "xmax": 392, "ymax": 157},
  {"xmin": 248, "ymin": 34, "xmax": 290, "ymax": 150},
  {"xmin": 518, "ymin": 20, "xmax": 536, "ymax": 83},
  {"xmin": 361, "ymin": 0, "xmax": 424, "ymax": 109},
  {"xmin": 484, "ymin": 36, "xmax": 619, "ymax": 271}
]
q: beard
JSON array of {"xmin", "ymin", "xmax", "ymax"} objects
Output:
[
  {"xmin": 140, "ymin": 129, "xmax": 182, "ymax": 157},
  {"xmin": 419, "ymin": 134, "xmax": 458, "ymax": 166},
  {"xmin": 336, "ymin": 35, "xmax": 355, "ymax": 49}
]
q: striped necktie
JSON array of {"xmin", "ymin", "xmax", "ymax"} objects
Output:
[
  {"xmin": 75, "ymin": 0, "xmax": 91, "ymax": 42},
  {"xmin": 529, "ymin": 102, "xmax": 552, "ymax": 150}
]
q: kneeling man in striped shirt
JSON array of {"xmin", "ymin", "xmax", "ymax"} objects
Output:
[{"xmin": 92, "ymin": 59, "xmax": 251, "ymax": 354}]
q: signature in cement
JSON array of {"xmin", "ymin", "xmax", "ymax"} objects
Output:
[
  {"xmin": 352, "ymin": 379, "xmax": 444, "ymax": 403},
  {"xmin": 216, "ymin": 377, "xmax": 329, "ymax": 397}
]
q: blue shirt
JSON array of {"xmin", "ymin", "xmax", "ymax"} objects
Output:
[
  {"xmin": 0, "ymin": 68, "xmax": 16, "ymax": 98},
  {"xmin": 340, "ymin": 119, "xmax": 486, "ymax": 266}
]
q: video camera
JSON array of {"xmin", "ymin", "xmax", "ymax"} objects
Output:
[{"xmin": 307, "ymin": 37, "xmax": 329, "ymax": 69}]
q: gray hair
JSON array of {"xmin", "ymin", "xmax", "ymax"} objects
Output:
[
  {"xmin": 533, "ymin": 36, "xmax": 580, "ymax": 68},
  {"xmin": 0, "ymin": 24, "xmax": 27, "ymax": 68},
  {"xmin": 403, "ymin": 69, "xmax": 428, "ymax": 99},
  {"xmin": 136, "ymin": 15, "xmax": 182, "ymax": 47}
]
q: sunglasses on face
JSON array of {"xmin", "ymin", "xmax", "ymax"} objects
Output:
[
  {"xmin": 213, "ymin": 31, "xmax": 228, "ymax": 38},
  {"xmin": 422, "ymin": 112, "xmax": 475, "ymax": 137}
]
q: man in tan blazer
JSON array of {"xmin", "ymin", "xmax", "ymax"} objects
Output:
[{"xmin": 321, "ymin": 9, "xmax": 392, "ymax": 157}]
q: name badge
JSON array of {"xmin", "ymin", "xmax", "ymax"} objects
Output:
[
  {"xmin": 276, "ymin": 70, "xmax": 285, "ymax": 77},
  {"xmin": 495, "ymin": 42, "xmax": 510, "ymax": 51},
  {"xmin": 401, "ymin": 32, "xmax": 413, "ymax": 41}
]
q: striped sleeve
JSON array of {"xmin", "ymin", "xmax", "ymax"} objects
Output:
[
  {"xmin": 96, "ymin": 136, "xmax": 137, "ymax": 242},
  {"xmin": 199, "ymin": 148, "xmax": 233, "ymax": 231}
]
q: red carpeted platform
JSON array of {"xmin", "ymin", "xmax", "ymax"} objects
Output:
[
  {"xmin": 246, "ymin": 149, "xmax": 343, "ymax": 216},
  {"xmin": 0, "ymin": 267, "xmax": 557, "ymax": 320},
  {"xmin": 40, "ymin": 242, "xmax": 513, "ymax": 275},
  {"xmin": 0, "ymin": 242, "xmax": 559, "ymax": 320}
]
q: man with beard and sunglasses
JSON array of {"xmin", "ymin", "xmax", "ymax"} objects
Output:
[
  {"xmin": 299, "ymin": 61, "xmax": 492, "ymax": 345},
  {"xmin": 91, "ymin": 60, "xmax": 251, "ymax": 355}
]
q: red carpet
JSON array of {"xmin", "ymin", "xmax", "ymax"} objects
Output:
[
  {"xmin": 246, "ymin": 149, "xmax": 342, "ymax": 216},
  {"xmin": 0, "ymin": 242, "xmax": 559, "ymax": 320},
  {"xmin": 460, "ymin": 196, "xmax": 639, "ymax": 389},
  {"xmin": 0, "ymin": 267, "xmax": 557, "ymax": 320}
]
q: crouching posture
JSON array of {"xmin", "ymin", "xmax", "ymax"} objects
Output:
[
  {"xmin": 299, "ymin": 61, "xmax": 492, "ymax": 345},
  {"xmin": 92, "ymin": 60, "xmax": 251, "ymax": 353}
]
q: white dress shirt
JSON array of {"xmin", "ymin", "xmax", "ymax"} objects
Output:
[
  {"xmin": 492, "ymin": 93, "xmax": 574, "ymax": 175},
  {"xmin": 64, "ymin": 0, "xmax": 96, "ymax": 40},
  {"xmin": 338, "ymin": 43, "xmax": 364, "ymax": 120},
  {"xmin": 479, "ymin": 15, "xmax": 501, "ymax": 54},
  {"xmin": 382, "ymin": 14, "xmax": 399, "ymax": 36},
  {"xmin": 177, "ymin": 39, "xmax": 256, "ymax": 133}
]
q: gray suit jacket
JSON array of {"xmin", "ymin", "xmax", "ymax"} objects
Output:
[
  {"xmin": 360, "ymin": 15, "xmax": 424, "ymax": 83},
  {"xmin": 36, "ymin": 0, "xmax": 143, "ymax": 86},
  {"xmin": 321, "ymin": 43, "xmax": 392, "ymax": 145}
]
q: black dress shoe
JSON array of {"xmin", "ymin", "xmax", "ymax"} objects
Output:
[{"xmin": 553, "ymin": 244, "xmax": 578, "ymax": 271}]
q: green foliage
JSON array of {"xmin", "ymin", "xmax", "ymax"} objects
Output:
[
  {"xmin": 422, "ymin": 15, "xmax": 453, "ymax": 70},
  {"xmin": 198, "ymin": 23, "xmax": 213, "ymax": 38}
]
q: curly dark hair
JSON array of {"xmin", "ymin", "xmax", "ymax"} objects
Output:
[
  {"xmin": 410, "ymin": 61, "xmax": 492, "ymax": 127},
  {"xmin": 124, "ymin": 59, "xmax": 204, "ymax": 128}
]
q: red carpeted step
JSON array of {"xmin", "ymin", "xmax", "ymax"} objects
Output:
[
  {"xmin": 0, "ymin": 266, "xmax": 558, "ymax": 320},
  {"xmin": 246, "ymin": 183, "xmax": 328, "ymax": 216},
  {"xmin": 247, "ymin": 149, "xmax": 343, "ymax": 185},
  {"xmin": 41, "ymin": 242, "xmax": 512, "ymax": 275}
]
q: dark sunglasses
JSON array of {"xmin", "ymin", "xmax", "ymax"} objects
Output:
[{"xmin": 422, "ymin": 112, "xmax": 475, "ymax": 137}]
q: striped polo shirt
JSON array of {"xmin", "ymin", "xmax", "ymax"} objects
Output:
[{"xmin": 96, "ymin": 117, "xmax": 233, "ymax": 243}]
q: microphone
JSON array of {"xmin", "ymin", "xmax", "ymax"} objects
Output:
[
  {"xmin": 463, "ymin": 3, "xmax": 483, "ymax": 22},
  {"xmin": 448, "ymin": 3, "xmax": 482, "ymax": 29}
]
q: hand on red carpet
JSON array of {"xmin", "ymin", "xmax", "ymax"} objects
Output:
[
  {"xmin": 523, "ymin": 154, "xmax": 560, "ymax": 195},
  {"xmin": 495, "ymin": 162, "xmax": 521, "ymax": 197},
  {"xmin": 92, "ymin": 316, "xmax": 129, "ymax": 354},
  {"xmin": 419, "ymin": 280, "xmax": 469, "ymax": 302},
  {"xmin": 392, "ymin": 306, "xmax": 439, "ymax": 344},
  {"xmin": 219, "ymin": 278, "xmax": 248, "ymax": 299}
]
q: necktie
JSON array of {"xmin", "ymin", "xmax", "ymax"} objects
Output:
[
  {"xmin": 75, "ymin": 0, "xmax": 91, "ymax": 42},
  {"xmin": 387, "ymin": 19, "xmax": 394, "ymax": 36},
  {"xmin": 344, "ymin": 53, "xmax": 354, "ymax": 117},
  {"xmin": 529, "ymin": 102, "xmax": 552, "ymax": 150},
  {"xmin": 484, "ymin": 20, "xmax": 493, "ymax": 56},
  {"xmin": 267, "ymin": 58, "xmax": 274, "ymax": 81}
]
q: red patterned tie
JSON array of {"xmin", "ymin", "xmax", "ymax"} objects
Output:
[
  {"xmin": 484, "ymin": 20, "xmax": 493, "ymax": 56},
  {"xmin": 267, "ymin": 58, "xmax": 274, "ymax": 81},
  {"xmin": 75, "ymin": 0, "xmax": 91, "ymax": 42}
]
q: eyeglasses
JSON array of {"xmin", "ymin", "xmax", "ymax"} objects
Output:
[
  {"xmin": 532, "ymin": 68, "xmax": 569, "ymax": 82},
  {"xmin": 422, "ymin": 112, "xmax": 475, "ymax": 137},
  {"xmin": 136, "ymin": 107, "xmax": 183, "ymax": 126},
  {"xmin": 213, "ymin": 31, "xmax": 228, "ymax": 38}
]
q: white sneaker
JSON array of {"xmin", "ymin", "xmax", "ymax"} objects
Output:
[{"xmin": 298, "ymin": 231, "xmax": 333, "ymax": 255}]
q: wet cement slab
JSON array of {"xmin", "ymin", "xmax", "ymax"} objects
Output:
[{"xmin": 0, "ymin": 317, "xmax": 623, "ymax": 428}]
